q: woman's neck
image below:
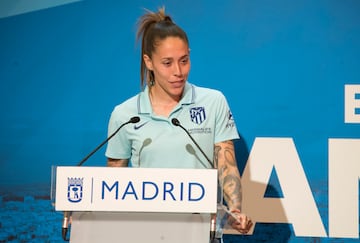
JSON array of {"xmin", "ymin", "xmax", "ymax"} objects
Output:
[{"xmin": 149, "ymin": 88, "xmax": 180, "ymax": 117}]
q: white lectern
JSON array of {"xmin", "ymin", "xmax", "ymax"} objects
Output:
[{"xmin": 54, "ymin": 166, "xmax": 218, "ymax": 243}]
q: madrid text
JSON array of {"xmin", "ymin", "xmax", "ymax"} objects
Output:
[{"xmin": 101, "ymin": 181, "xmax": 205, "ymax": 201}]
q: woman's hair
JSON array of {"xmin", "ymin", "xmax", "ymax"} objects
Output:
[{"xmin": 136, "ymin": 7, "xmax": 189, "ymax": 89}]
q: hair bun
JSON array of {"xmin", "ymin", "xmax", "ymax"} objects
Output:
[{"xmin": 163, "ymin": 15, "xmax": 172, "ymax": 22}]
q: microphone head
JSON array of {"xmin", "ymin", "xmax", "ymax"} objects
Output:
[
  {"xmin": 143, "ymin": 138, "xmax": 152, "ymax": 146},
  {"xmin": 185, "ymin": 144, "xmax": 196, "ymax": 155},
  {"xmin": 130, "ymin": 116, "xmax": 140, "ymax": 123},
  {"xmin": 171, "ymin": 118, "xmax": 180, "ymax": 126}
]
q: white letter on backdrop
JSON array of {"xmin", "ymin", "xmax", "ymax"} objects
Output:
[
  {"xmin": 344, "ymin": 84, "xmax": 360, "ymax": 123},
  {"xmin": 241, "ymin": 137, "xmax": 326, "ymax": 237},
  {"xmin": 329, "ymin": 139, "xmax": 360, "ymax": 238}
]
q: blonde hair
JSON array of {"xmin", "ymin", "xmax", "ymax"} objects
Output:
[{"xmin": 136, "ymin": 7, "xmax": 189, "ymax": 89}]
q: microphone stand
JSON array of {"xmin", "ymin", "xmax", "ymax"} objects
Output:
[
  {"xmin": 171, "ymin": 118, "xmax": 217, "ymax": 240},
  {"xmin": 61, "ymin": 116, "xmax": 140, "ymax": 241},
  {"xmin": 171, "ymin": 118, "xmax": 214, "ymax": 168}
]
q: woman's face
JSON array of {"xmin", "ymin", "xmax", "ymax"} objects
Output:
[{"xmin": 144, "ymin": 36, "xmax": 190, "ymax": 100}]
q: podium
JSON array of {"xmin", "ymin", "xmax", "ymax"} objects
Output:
[{"xmin": 53, "ymin": 166, "xmax": 218, "ymax": 243}]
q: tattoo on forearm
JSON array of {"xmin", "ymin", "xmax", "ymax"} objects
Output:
[
  {"xmin": 223, "ymin": 174, "xmax": 242, "ymax": 209},
  {"xmin": 213, "ymin": 145, "xmax": 220, "ymax": 168},
  {"xmin": 224, "ymin": 147, "xmax": 236, "ymax": 167},
  {"xmin": 215, "ymin": 141, "xmax": 242, "ymax": 210}
]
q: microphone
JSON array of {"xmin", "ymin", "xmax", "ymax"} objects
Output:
[
  {"xmin": 171, "ymin": 118, "xmax": 216, "ymax": 240},
  {"xmin": 185, "ymin": 144, "xmax": 208, "ymax": 168},
  {"xmin": 171, "ymin": 118, "xmax": 214, "ymax": 168},
  {"xmin": 62, "ymin": 116, "xmax": 140, "ymax": 241}
]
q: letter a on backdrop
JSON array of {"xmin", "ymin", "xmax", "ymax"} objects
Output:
[{"xmin": 241, "ymin": 137, "xmax": 327, "ymax": 237}]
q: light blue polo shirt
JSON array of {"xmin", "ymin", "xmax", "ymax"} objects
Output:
[{"xmin": 105, "ymin": 82, "xmax": 239, "ymax": 168}]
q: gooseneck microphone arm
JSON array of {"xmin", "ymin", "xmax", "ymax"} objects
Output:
[
  {"xmin": 77, "ymin": 116, "xmax": 140, "ymax": 166},
  {"xmin": 171, "ymin": 118, "xmax": 217, "ymax": 240},
  {"xmin": 171, "ymin": 118, "xmax": 214, "ymax": 168},
  {"xmin": 62, "ymin": 116, "xmax": 140, "ymax": 241}
]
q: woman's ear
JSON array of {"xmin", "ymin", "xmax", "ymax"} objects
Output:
[{"xmin": 143, "ymin": 54, "xmax": 153, "ymax": 71}]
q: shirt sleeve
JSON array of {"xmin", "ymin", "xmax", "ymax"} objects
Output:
[
  {"xmin": 105, "ymin": 106, "xmax": 132, "ymax": 159},
  {"xmin": 214, "ymin": 92, "xmax": 240, "ymax": 143}
]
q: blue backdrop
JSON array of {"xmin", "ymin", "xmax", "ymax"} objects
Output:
[{"xmin": 0, "ymin": 0, "xmax": 359, "ymax": 242}]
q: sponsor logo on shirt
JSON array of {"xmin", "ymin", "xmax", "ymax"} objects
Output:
[
  {"xmin": 134, "ymin": 121, "xmax": 149, "ymax": 130},
  {"xmin": 188, "ymin": 127, "xmax": 212, "ymax": 134},
  {"xmin": 226, "ymin": 110, "xmax": 236, "ymax": 128}
]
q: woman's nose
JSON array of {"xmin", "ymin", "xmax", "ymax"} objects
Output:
[{"xmin": 173, "ymin": 63, "xmax": 182, "ymax": 76}]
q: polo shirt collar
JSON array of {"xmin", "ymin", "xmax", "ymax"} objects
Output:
[{"xmin": 137, "ymin": 82, "xmax": 195, "ymax": 114}]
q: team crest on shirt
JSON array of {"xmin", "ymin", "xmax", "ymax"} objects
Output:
[{"xmin": 190, "ymin": 107, "xmax": 206, "ymax": 124}]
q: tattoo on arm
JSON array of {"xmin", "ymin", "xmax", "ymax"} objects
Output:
[
  {"xmin": 223, "ymin": 174, "xmax": 242, "ymax": 210},
  {"xmin": 215, "ymin": 141, "xmax": 243, "ymax": 210},
  {"xmin": 213, "ymin": 145, "xmax": 220, "ymax": 169}
]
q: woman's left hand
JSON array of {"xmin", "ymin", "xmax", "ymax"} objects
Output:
[{"xmin": 227, "ymin": 209, "xmax": 253, "ymax": 234}]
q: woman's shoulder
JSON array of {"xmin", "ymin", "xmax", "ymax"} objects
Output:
[
  {"xmin": 191, "ymin": 83, "xmax": 225, "ymax": 99},
  {"xmin": 111, "ymin": 93, "xmax": 140, "ymax": 117}
]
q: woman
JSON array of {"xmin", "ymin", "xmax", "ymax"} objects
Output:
[{"xmin": 105, "ymin": 7, "xmax": 252, "ymax": 239}]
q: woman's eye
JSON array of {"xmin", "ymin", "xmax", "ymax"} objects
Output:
[{"xmin": 181, "ymin": 58, "xmax": 189, "ymax": 64}]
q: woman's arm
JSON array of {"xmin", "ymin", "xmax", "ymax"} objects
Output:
[
  {"xmin": 214, "ymin": 140, "xmax": 252, "ymax": 233},
  {"xmin": 107, "ymin": 158, "xmax": 129, "ymax": 167}
]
